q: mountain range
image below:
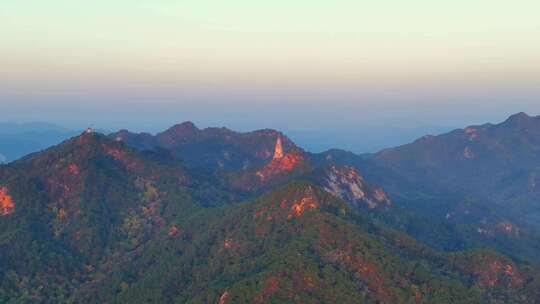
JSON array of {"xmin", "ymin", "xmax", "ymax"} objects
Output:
[
  {"xmin": 318, "ymin": 113, "xmax": 540, "ymax": 261},
  {"xmin": 1, "ymin": 113, "xmax": 540, "ymax": 303}
]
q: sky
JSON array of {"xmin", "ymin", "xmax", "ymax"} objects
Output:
[{"xmin": 1, "ymin": 1, "xmax": 540, "ymax": 152}]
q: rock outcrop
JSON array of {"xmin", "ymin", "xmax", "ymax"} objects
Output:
[{"xmin": 317, "ymin": 165, "xmax": 391, "ymax": 210}]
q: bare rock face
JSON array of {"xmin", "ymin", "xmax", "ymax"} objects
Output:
[{"xmin": 319, "ymin": 165, "xmax": 391, "ymax": 210}]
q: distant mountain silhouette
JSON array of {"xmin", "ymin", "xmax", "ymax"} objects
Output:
[{"xmin": 0, "ymin": 122, "xmax": 78, "ymax": 163}]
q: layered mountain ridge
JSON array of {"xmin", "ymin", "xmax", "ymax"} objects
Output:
[
  {"xmin": 312, "ymin": 112, "xmax": 540, "ymax": 262},
  {"xmin": 110, "ymin": 114, "xmax": 540, "ymax": 263},
  {"xmin": 2, "ymin": 113, "xmax": 540, "ymax": 302},
  {"xmin": 110, "ymin": 122, "xmax": 297, "ymax": 171}
]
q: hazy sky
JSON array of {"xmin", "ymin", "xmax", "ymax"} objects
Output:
[{"xmin": 1, "ymin": 1, "xmax": 540, "ymax": 152}]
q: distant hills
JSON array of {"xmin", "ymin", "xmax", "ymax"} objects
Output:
[
  {"xmin": 2, "ymin": 113, "xmax": 540, "ymax": 302},
  {"xmin": 0, "ymin": 122, "xmax": 78, "ymax": 163},
  {"xmin": 0, "ymin": 122, "xmax": 70, "ymax": 134}
]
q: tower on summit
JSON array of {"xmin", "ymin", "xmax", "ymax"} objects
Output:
[{"xmin": 273, "ymin": 136, "xmax": 284, "ymax": 159}]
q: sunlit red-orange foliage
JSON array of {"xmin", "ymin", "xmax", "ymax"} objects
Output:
[
  {"xmin": 323, "ymin": 248, "xmax": 394, "ymax": 301},
  {"xmin": 458, "ymin": 255, "xmax": 525, "ymax": 289},
  {"xmin": 256, "ymin": 150, "xmax": 304, "ymax": 181},
  {"xmin": 263, "ymin": 276, "xmax": 280, "ymax": 295},
  {"xmin": 304, "ymin": 275, "xmax": 315, "ymax": 288},
  {"xmin": 289, "ymin": 196, "xmax": 318, "ymax": 218},
  {"xmin": 411, "ymin": 284, "xmax": 422, "ymax": 303},
  {"xmin": 218, "ymin": 290, "xmax": 229, "ymax": 304},
  {"xmin": 253, "ymin": 187, "xmax": 319, "ymax": 225},
  {"xmin": 497, "ymin": 221, "xmax": 520, "ymax": 236},
  {"xmin": 102, "ymin": 144, "xmax": 139, "ymax": 170},
  {"xmin": 249, "ymin": 268, "xmax": 320, "ymax": 304},
  {"xmin": 47, "ymin": 179, "xmax": 73, "ymax": 198},
  {"xmin": 252, "ymin": 186, "xmax": 322, "ymax": 238},
  {"xmin": 464, "ymin": 127, "xmax": 479, "ymax": 140},
  {"xmin": 68, "ymin": 163, "xmax": 80, "ymax": 175},
  {"xmin": 168, "ymin": 225, "xmax": 179, "ymax": 237},
  {"xmin": 58, "ymin": 208, "xmax": 66, "ymax": 220},
  {"xmin": 0, "ymin": 187, "xmax": 15, "ymax": 215},
  {"xmin": 315, "ymin": 223, "xmax": 397, "ymax": 302},
  {"xmin": 223, "ymin": 239, "xmax": 233, "ymax": 249}
]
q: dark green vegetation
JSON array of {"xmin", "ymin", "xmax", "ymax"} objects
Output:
[
  {"xmin": 0, "ymin": 132, "xmax": 199, "ymax": 302},
  {"xmin": 2, "ymin": 113, "xmax": 540, "ymax": 303},
  {"xmin": 71, "ymin": 183, "xmax": 540, "ymax": 303}
]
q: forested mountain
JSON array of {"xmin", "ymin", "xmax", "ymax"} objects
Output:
[
  {"xmin": 0, "ymin": 131, "xmax": 199, "ymax": 301},
  {"xmin": 2, "ymin": 115, "xmax": 540, "ymax": 303},
  {"xmin": 313, "ymin": 113, "xmax": 540, "ymax": 262},
  {"xmin": 72, "ymin": 182, "xmax": 540, "ymax": 303},
  {"xmin": 110, "ymin": 122, "xmax": 296, "ymax": 171},
  {"xmin": 365, "ymin": 112, "xmax": 540, "ymax": 208}
]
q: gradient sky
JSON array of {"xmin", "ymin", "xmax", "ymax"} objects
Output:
[{"xmin": 1, "ymin": 1, "xmax": 540, "ymax": 152}]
